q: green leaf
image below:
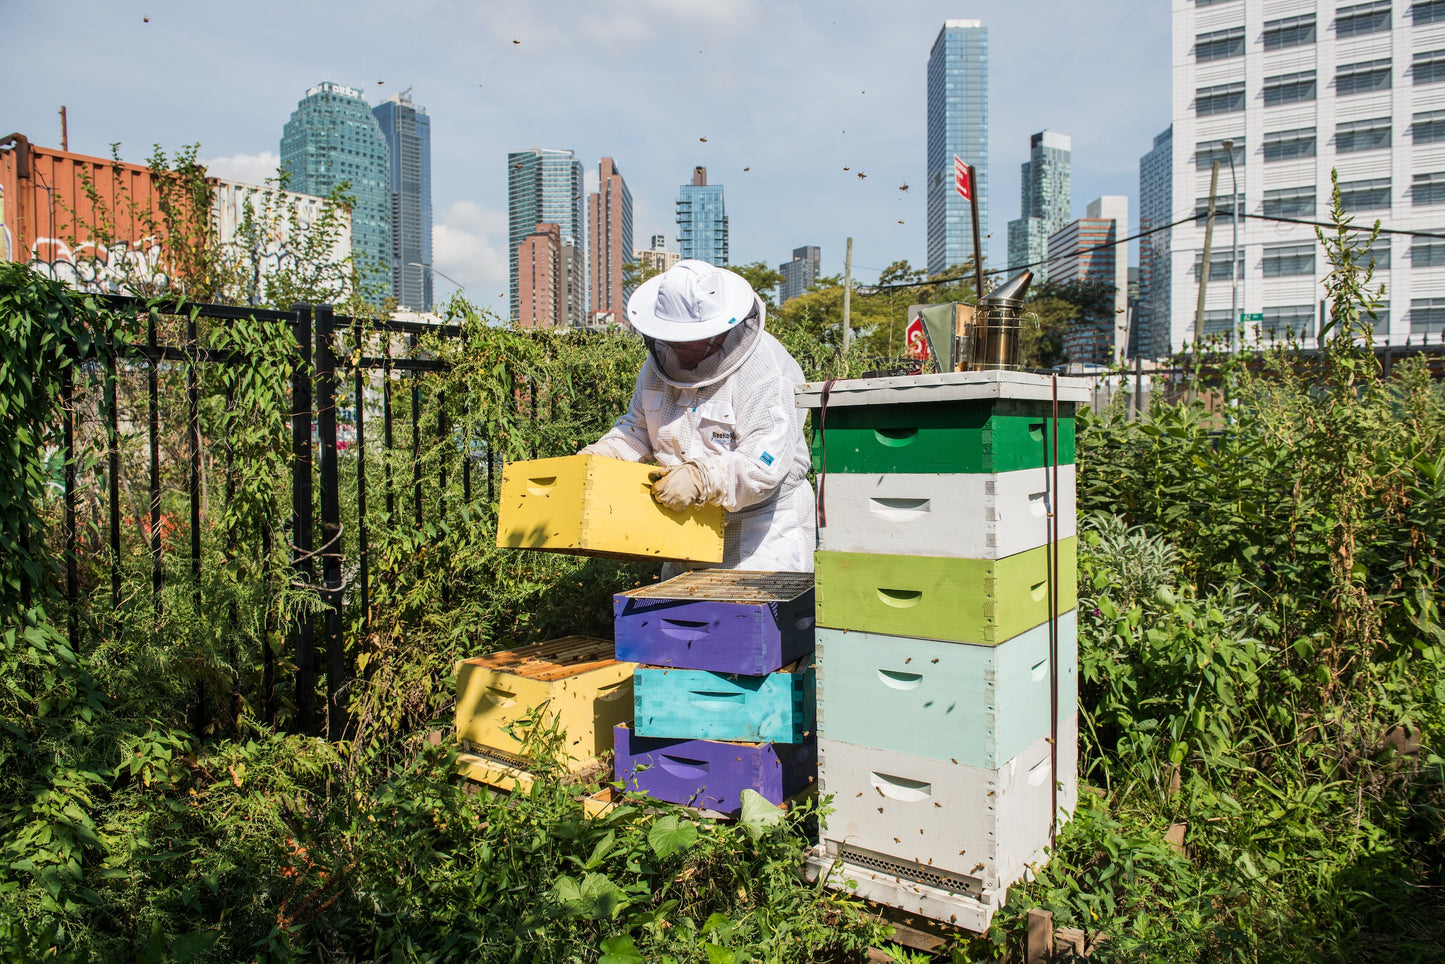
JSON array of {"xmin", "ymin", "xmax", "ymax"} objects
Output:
[
  {"xmin": 737, "ymin": 789, "xmax": 784, "ymax": 842},
  {"xmin": 647, "ymin": 815, "xmax": 698, "ymax": 859},
  {"xmin": 599, "ymin": 934, "xmax": 644, "ymax": 964}
]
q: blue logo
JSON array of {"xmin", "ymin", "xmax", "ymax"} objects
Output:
[{"xmin": 759, "ymin": 451, "xmax": 774, "ymax": 465}]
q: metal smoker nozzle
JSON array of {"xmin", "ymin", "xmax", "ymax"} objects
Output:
[{"xmin": 980, "ymin": 269, "xmax": 1033, "ymax": 306}]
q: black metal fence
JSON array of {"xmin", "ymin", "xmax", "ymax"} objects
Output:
[{"xmin": 61, "ymin": 297, "xmax": 471, "ymax": 739}]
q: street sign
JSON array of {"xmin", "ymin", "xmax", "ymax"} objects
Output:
[{"xmin": 1241, "ymin": 312, "xmax": 1263, "ymax": 322}]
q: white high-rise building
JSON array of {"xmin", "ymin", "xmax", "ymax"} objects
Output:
[{"xmin": 1169, "ymin": 0, "xmax": 1445, "ymax": 351}]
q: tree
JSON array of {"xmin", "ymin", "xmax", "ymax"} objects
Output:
[{"xmin": 729, "ymin": 261, "xmax": 786, "ymax": 310}]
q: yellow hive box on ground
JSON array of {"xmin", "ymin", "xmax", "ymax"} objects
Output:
[
  {"xmin": 497, "ymin": 454, "xmax": 724, "ymax": 563},
  {"xmin": 455, "ymin": 636, "xmax": 636, "ymax": 770}
]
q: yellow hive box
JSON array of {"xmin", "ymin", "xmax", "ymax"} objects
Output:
[
  {"xmin": 497, "ymin": 454, "xmax": 724, "ymax": 563},
  {"xmin": 455, "ymin": 636, "xmax": 636, "ymax": 769}
]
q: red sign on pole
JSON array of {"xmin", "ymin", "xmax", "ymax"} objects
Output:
[
  {"xmin": 905, "ymin": 315, "xmax": 931, "ymax": 360},
  {"xmin": 953, "ymin": 155, "xmax": 971, "ymax": 200}
]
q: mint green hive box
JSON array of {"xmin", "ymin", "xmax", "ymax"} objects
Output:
[
  {"xmin": 814, "ymin": 541, "xmax": 1076, "ymax": 645},
  {"xmin": 796, "ymin": 371, "xmax": 1084, "ymax": 476},
  {"xmin": 815, "ymin": 612, "xmax": 1078, "ymax": 768}
]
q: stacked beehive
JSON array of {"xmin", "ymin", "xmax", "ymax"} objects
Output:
[
  {"xmin": 797, "ymin": 370, "xmax": 1089, "ymax": 932},
  {"xmin": 611, "ymin": 570, "xmax": 818, "ymax": 816},
  {"xmin": 454, "ymin": 636, "xmax": 635, "ymax": 790}
]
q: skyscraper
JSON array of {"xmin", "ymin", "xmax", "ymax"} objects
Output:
[
  {"xmin": 280, "ymin": 81, "xmax": 392, "ymax": 301},
  {"xmin": 372, "ymin": 89, "xmax": 433, "ymax": 310},
  {"xmin": 676, "ymin": 167, "xmax": 728, "ymax": 266},
  {"xmin": 1006, "ymin": 130, "xmax": 1071, "ymax": 281},
  {"xmin": 587, "ymin": 157, "xmax": 634, "ymax": 326},
  {"xmin": 1169, "ymin": 0, "xmax": 1445, "ymax": 351},
  {"xmin": 779, "ymin": 245, "xmax": 821, "ymax": 303},
  {"xmin": 1048, "ymin": 196, "xmax": 1130, "ymax": 365},
  {"xmin": 1137, "ymin": 126, "xmax": 1173, "ymax": 359},
  {"xmin": 508, "ymin": 148, "xmax": 584, "ymax": 322},
  {"xmin": 926, "ymin": 20, "xmax": 989, "ymax": 277}
]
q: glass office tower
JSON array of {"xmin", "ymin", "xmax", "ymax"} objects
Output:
[{"xmin": 926, "ymin": 20, "xmax": 989, "ymax": 277}]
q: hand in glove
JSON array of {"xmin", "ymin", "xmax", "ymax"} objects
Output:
[
  {"xmin": 648, "ymin": 463, "xmax": 708, "ymax": 512},
  {"xmin": 577, "ymin": 442, "xmax": 611, "ymax": 457}
]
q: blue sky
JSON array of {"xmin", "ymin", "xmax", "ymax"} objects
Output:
[{"xmin": 4, "ymin": 0, "xmax": 1171, "ymax": 315}]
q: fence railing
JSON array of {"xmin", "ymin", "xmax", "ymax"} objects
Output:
[{"xmin": 60, "ymin": 296, "xmax": 476, "ymax": 739}]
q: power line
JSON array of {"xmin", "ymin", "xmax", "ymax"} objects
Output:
[{"xmin": 861, "ymin": 210, "xmax": 1445, "ymax": 294}]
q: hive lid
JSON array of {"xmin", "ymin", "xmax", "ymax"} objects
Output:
[
  {"xmin": 619, "ymin": 569, "xmax": 815, "ymax": 603},
  {"xmin": 459, "ymin": 636, "xmax": 624, "ymax": 681},
  {"xmin": 795, "ymin": 369, "xmax": 1091, "ymax": 408}
]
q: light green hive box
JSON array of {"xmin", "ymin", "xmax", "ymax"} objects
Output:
[
  {"xmin": 815, "ymin": 612, "xmax": 1077, "ymax": 768},
  {"xmin": 814, "ymin": 540, "xmax": 1077, "ymax": 645}
]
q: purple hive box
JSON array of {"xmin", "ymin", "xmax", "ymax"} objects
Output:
[
  {"xmin": 613, "ymin": 723, "xmax": 816, "ymax": 815},
  {"xmin": 614, "ymin": 570, "xmax": 815, "ymax": 675}
]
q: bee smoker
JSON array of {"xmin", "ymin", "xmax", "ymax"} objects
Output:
[{"xmin": 973, "ymin": 270, "xmax": 1033, "ymax": 370}]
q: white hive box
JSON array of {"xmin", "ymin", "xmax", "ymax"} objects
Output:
[
  {"xmin": 816, "ymin": 711, "xmax": 1078, "ymax": 896},
  {"xmin": 815, "ymin": 465, "xmax": 1076, "ymax": 559}
]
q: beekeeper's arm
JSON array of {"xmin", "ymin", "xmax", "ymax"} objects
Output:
[
  {"xmin": 579, "ymin": 367, "xmax": 654, "ymax": 462},
  {"xmin": 651, "ymin": 372, "xmax": 799, "ymax": 513}
]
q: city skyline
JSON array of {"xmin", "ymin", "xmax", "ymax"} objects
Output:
[
  {"xmin": 2, "ymin": 2, "xmax": 1170, "ymax": 320},
  {"xmin": 372, "ymin": 89, "xmax": 433, "ymax": 311}
]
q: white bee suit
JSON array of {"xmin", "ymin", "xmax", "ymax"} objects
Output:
[{"xmin": 587, "ymin": 307, "xmax": 816, "ymax": 573}]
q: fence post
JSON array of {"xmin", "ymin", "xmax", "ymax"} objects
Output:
[
  {"xmin": 187, "ymin": 308, "xmax": 205, "ymax": 736},
  {"xmin": 291, "ymin": 304, "xmax": 316, "ymax": 736},
  {"xmin": 147, "ymin": 308, "xmax": 162, "ymax": 612},
  {"xmin": 315, "ymin": 305, "xmax": 346, "ymax": 742},
  {"xmin": 62, "ymin": 355, "xmax": 78, "ymax": 651},
  {"xmin": 353, "ymin": 317, "xmax": 370, "ymax": 644}
]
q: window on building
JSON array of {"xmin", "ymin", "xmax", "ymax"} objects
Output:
[
  {"xmin": 1263, "ymin": 127, "xmax": 1317, "ymax": 160},
  {"xmin": 1196, "ymin": 0, "xmax": 1238, "ymax": 6},
  {"xmin": 1411, "ymin": 240, "xmax": 1445, "ymax": 264},
  {"xmin": 1413, "ymin": 0, "xmax": 1445, "ymax": 23},
  {"xmin": 1196, "ymin": 26, "xmax": 1247, "ymax": 61},
  {"xmin": 1414, "ymin": 49, "xmax": 1445, "ymax": 84},
  {"xmin": 1336, "ymin": 0, "xmax": 1392, "ymax": 35},
  {"xmin": 1413, "ymin": 109, "xmax": 1445, "ymax": 143},
  {"xmin": 1196, "ymin": 82, "xmax": 1247, "ymax": 115},
  {"xmin": 1413, "ymin": 171, "xmax": 1445, "ymax": 204},
  {"xmin": 1195, "ymin": 138, "xmax": 1246, "ymax": 170},
  {"xmin": 1261, "ymin": 305, "xmax": 1316, "ymax": 338},
  {"xmin": 1193, "ymin": 251, "xmax": 1242, "ymax": 281},
  {"xmin": 1411, "ymin": 297, "xmax": 1445, "ymax": 332},
  {"xmin": 1195, "ymin": 193, "xmax": 1246, "ymax": 217},
  {"xmin": 1200, "ymin": 308, "xmax": 1236, "ymax": 337},
  {"xmin": 1336, "ymin": 117, "xmax": 1393, "ymax": 152},
  {"xmin": 1339, "ymin": 177, "xmax": 1393, "ymax": 210},
  {"xmin": 1264, "ymin": 13, "xmax": 1317, "ymax": 48},
  {"xmin": 1263, "ymin": 186, "xmax": 1317, "ymax": 217},
  {"xmin": 1264, "ymin": 71, "xmax": 1318, "ymax": 105},
  {"xmin": 1336, "ymin": 59, "xmax": 1393, "ymax": 95},
  {"xmin": 1263, "ymin": 243, "xmax": 1317, "ymax": 276},
  {"xmin": 1362, "ymin": 238, "xmax": 1392, "ymax": 268}
]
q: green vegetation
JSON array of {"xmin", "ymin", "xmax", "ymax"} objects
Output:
[{"xmin": 0, "ymin": 175, "xmax": 1441, "ymax": 962}]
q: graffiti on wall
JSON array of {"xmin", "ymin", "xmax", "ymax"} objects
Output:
[
  {"xmin": 28, "ymin": 236, "xmax": 169, "ymax": 294},
  {"xmin": 0, "ymin": 185, "xmax": 11, "ymax": 263}
]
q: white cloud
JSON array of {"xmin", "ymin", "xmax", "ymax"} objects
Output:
[
  {"xmin": 200, "ymin": 151, "xmax": 281, "ymax": 186},
  {"xmin": 433, "ymin": 200, "xmax": 510, "ymax": 313}
]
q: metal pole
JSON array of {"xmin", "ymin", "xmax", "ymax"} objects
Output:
[
  {"xmin": 1223, "ymin": 141, "xmax": 1240, "ymax": 339},
  {"xmin": 147, "ymin": 309, "xmax": 162, "ymax": 612},
  {"xmin": 315, "ymin": 305, "xmax": 345, "ymax": 742},
  {"xmin": 842, "ymin": 237, "xmax": 853, "ymax": 355},
  {"xmin": 291, "ymin": 304, "xmax": 315, "ymax": 735},
  {"xmin": 188, "ymin": 310, "xmax": 204, "ymax": 735},
  {"xmin": 106, "ymin": 333, "xmax": 121, "ymax": 618},
  {"xmin": 62, "ymin": 358, "xmax": 77, "ymax": 650},
  {"xmin": 1194, "ymin": 162, "xmax": 1221, "ymax": 344},
  {"xmin": 968, "ymin": 164, "xmax": 985, "ymax": 300},
  {"xmin": 354, "ymin": 319, "xmax": 370, "ymax": 642}
]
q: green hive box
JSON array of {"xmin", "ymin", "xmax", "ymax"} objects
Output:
[
  {"xmin": 814, "ymin": 541, "xmax": 1077, "ymax": 645},
  {"xmin": 796, "ymin": 370, "xmax": 1084, "ymax": 475}
]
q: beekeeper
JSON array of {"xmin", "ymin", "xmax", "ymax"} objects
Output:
[{"xmin": 580, "ymin": 259, "xmax": 815, "ymax": 573}]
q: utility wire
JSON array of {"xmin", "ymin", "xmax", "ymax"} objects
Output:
[{"xmin": 861, "ymin": 210, "xmax": 1445, "ymax": 293}]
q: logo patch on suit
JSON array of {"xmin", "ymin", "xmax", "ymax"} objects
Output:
[
  {"xmin": 711, "ymin": 429, "xmax": 736, "ymax": 443},
  {"xmin": 759, "ymin": 451, "xmax": 775, "ymax": 465}
]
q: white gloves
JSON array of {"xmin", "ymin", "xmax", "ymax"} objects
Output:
[
  {"xmin": 648, "ymin": 463, "xmax": 709, "ymax": 512},
  {"xmin": 578, "ymin": 442, "xmax": 610, "ymax": 456}
]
